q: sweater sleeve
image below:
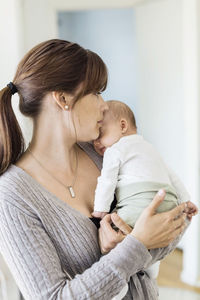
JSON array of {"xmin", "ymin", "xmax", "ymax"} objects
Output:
[
  {"xmin": 149, "ymin": 219, "xmax": 190, "ymax": 265},
  {"xmin": 0, "ymin": 200, "xmax": 152, "ymax": 300}
]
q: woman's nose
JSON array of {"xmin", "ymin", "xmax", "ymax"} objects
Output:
[{"xmin": 99, "ymin": 96, "xmax": 109, "ymax": 112}]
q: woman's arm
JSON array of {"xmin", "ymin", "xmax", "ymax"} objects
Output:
[
  {"xmin": 0, "ymin": 200, "xmax": 152, "ymax": 300},
  {"xmin": 98, "ymin": 190, "xmax": 188, "ymax": 266}
]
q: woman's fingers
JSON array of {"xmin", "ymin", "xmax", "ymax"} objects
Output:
[
  {"xmin": 100, "ymin": 214, "xmax": 115, "ymax": 235},
  {"xmin": 173, "ymin": 213, "xmax": 187, "ymax": 229},
  {"xmin": 169, "ymin": 202, "xmax": 187, "ymax": 220},
  {"xmin": 146, "ymin": 189, "xmax": 166, "ymax": 215},
  {"xmin": 171, "ymin": 222, "xmax": 186, "ymax": 241},
  {"xmin": 100, "ymin": 214, "xmax": 123, "ymax": 243},
  {"xmin": 111, "ymin": 213, "xmax": 132, "ymax": 235},
  {"xmin": 98, "ymin": 214, "xmax": 125, "ymax": 254}
]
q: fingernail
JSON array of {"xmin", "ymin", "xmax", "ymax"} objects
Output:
[{"xmin": 158, "ymin": 189, "xmax": 165, "ymax": 196}]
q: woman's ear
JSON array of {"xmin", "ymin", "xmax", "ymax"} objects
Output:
[
  {"xmin": 52, "ymin": 91, "xmax": 72, "ymax": 110},
  {"xmin": 120, "ymin": 119, "xmax": 128, "ymax": 134}
]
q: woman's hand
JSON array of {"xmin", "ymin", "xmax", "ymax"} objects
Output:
[
  {"xmin": 131, "ymin": 190, "xmax": 187, "ymax": 249},
  {"xmin": 98, "ymin": 213, "xmax": 132, "ymax": 254},
  {"xmin": 98, "ymin": 190, "xmax": 196, "ymax": 254}
]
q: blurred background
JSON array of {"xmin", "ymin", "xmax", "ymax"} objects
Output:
[{"xmin": 0, "ymin": 0, "xmax": 200, "ymax": 299}]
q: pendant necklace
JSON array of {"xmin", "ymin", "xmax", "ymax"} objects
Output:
[{"xmin": 27, "ymin": 143, "xmax": 78, "ymax": 198}]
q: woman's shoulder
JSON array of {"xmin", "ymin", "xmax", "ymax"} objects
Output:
[
  {"xmin": 0, "ymin": 164, "xmax": 38, "ymax": 216},
  {"xmin": 0, "ymin": 163, "xmax": 27, "ymax": 188},
  {"xmin": 0, "ymin": 163, "xmax": 23, "ymax": 192}
]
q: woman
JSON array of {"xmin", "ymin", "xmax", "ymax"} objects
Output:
[{"xmin": 0, "ymin": 39, "xmax": 191, "ymax": 299}]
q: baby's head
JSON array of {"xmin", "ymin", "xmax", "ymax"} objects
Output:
[{"xmin": 94, "ymin": 100, "xmax": 137, "ymax": 155}]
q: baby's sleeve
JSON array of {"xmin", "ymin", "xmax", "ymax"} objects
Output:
[{"xmin": 94, "ymin": 147, "xmax": 121, "ymax": 212}]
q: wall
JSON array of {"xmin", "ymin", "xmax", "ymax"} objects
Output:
[
  {"xmin": 135, "ymin": 0, "xmax": 200, "ymax": 286},
  {"xmin": 181, "ymin": 0, "xmax": 200, "ymax": 286},
  {"xmin": 0, "ymin": 0, "xmax": 24, "ymax": 85},
  {"xmin": 58, "ymin": 9, "xmax": 138, "ymax": 116},
  {"xmin": 135, "ymin": 0, "xmax": 185, "ymax": 175}
]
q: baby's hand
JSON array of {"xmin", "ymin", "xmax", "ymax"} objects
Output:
[
  {"xmin": 184, "ymin": 201, "xmax": 198, "ymax": 221},
  {"xmin": 92, "ymin": 211, "xmax": 108, "ymax": 219}
]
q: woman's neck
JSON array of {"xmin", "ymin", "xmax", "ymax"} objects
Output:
[{"xmin": 25, "ymin": 114, "xmax": 78, "ymax": 174}]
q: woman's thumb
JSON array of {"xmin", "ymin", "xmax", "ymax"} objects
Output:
[{"xmin": 147, "ymin": 189, "xmax": 166, "ymax": 215}]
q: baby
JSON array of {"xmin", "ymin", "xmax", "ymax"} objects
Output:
[
  {"xmin": 92, "ymin": 100, "xmax": 190, "ymax": 221},
  {"xmin": 92, "ymin": 100, "xmax": 195, "ymax": 288}
]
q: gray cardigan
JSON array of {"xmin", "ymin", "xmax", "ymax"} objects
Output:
[{"xmin": 0, "ymin": 143, "xmax": 187, "ymax": 299}]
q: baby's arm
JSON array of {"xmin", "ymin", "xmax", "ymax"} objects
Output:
[{"xmin": 92, "ymin": 147, "xmax": 121, "ymax": 218}]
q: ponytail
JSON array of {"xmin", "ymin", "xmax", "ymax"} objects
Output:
[{"xmin": 0, "ymin": 86, "xmax": 25, "ymax": 175}]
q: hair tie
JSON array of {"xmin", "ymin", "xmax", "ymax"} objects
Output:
[{"xmin": 7, "ymin": 82, "xmax": 18, "ymax": 95}]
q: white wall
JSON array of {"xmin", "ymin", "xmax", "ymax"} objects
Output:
[
  {"xmin": 180, "ymin": 0, "xmax": 200, "ymax": 286},
  {"xmin": 58, "ymin": 9, "xmax": 138, "ymax": 116},
  {"xmin": 135, "ymin": 0, "xmax": 200, "ymax": 286},
  {"xmin": 135, "ymin": 0, "xmax": 185, "ymax": 176},
  {"xmin": 22, "ymin": 0, "xmax": 144, "ymax": 51},
  {"xmin": 0, "ymin": 0, "xmax": 24, "ymax": 84}
]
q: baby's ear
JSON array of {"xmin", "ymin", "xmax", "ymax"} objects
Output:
[{"xmin": 120, "ymin": 118, "xmax": 128, "ymax": 133}]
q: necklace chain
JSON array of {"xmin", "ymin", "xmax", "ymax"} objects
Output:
[{"xmin": 27, "ymin": 143, "xmax": 78, "ymax": 198}]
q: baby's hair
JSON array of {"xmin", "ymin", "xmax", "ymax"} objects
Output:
[{"xmin": 106, "ymin": 100, "xmax": 137, "ymax": 129}]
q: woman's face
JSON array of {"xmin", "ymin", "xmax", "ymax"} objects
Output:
[
  {"xmin": 73, "ymin": 93, "xmax": 109, "ymax": 142},
  {"xmin": 93, "ymin": 114, "xmax": 122, "ymax": 155}
]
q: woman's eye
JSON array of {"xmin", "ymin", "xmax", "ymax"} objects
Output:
[{"xmin": 96, "ymin": 92, "xmax": 101, "ymax": 95}]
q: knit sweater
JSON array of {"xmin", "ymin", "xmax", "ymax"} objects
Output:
[{"xmin": 0, "ymin": 143, "xmax": 187, "ymax": 300}]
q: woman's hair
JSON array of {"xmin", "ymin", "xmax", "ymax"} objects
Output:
[{"xmin": 0, "ymin": 39, "xmax": 107, "ymax": 175}]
